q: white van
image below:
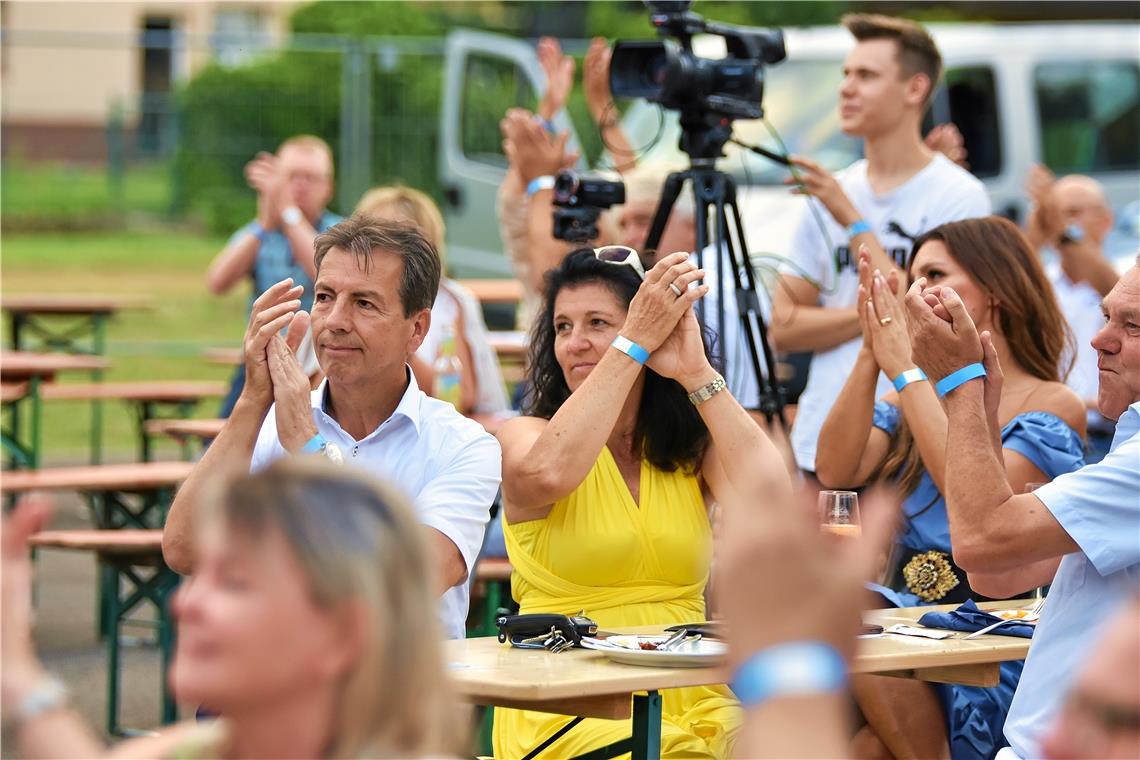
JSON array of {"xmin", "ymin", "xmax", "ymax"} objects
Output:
[{"xmin": 439, "ymin": 22, "xmax": 1140, "ymax": 278}]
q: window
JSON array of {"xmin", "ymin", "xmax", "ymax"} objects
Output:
[
  {"xmin": 943, "ymin": 66, "xmax": 1001, "ymax": 179},
  {"xmin": 1036, "ymin": 60, "xmax": 1140, "ymax": 173},
  {"xmin": 212, "ymin": 10, "xmax": 269, "ymax": 68},
  {"xmin": 460, "ymin": 53, "xmax": 536, "ymax": 165}
]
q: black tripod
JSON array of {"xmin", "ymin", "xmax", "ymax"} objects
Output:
[{"xmin": 643, "ymin": 139, "xmax": 787, "ymax": 427}]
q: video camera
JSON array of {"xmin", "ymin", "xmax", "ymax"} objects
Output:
[
  {"xmin": 609, "ymin": 0, "xmax": 785, "ymax": 158},
  {"xmin": 551, "ymin": 170, "xmax": 625, "ymax": 243}
]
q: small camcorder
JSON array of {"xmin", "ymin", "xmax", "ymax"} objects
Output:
[{"xmin": 551, "ymin": 170, "xmax": 626, "ymax": 244}]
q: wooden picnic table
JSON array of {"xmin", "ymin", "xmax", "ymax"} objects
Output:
[
  {"xmin": 40, "ymin": 381, "xmax": 227, "ymax": 462},
  {"xmin": 29, "ymin": 529, "xmax": 178, "ymax": 735},
  {"xmin": 445, "ymin": 601, "xmax": 1033, "ymax": 759},
  {"xmin": 487, "ymin": 330, "xmax": 528, "ymax": 361},
  {"xmin": 203, "ymin": 346, "xmax": 243, "ymax": 366},
  {"xmin": 1, "ymin": 352, "xmax": 111, "ymax": 469},
  {"xmin": 4, "ymin": 295, "xmax": 150, "ymax": 463},
  {"xmin": 1, "ymin": 461, "xmax": 195, "ymax": 498},
  {"xmin": 457, "ymin": 279, "xmax": 524, "ymax": 305}
]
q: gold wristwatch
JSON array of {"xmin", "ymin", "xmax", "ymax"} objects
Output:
[{"xmin": 687, "ymin": 374, "xmax": 727, "ymax": 406}]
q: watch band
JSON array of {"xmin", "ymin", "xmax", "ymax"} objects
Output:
[
  {"xmin": 891, "ymin": 368, "xmax": 929, "ymax": 393},
  {"xmin": 281, "ymin": 205, "xmax": 304, "ymax": 227},
  {"xmin": 301, "ymin": 433, "xmax": 326, "ymax": 454},
  {"xmin": 251, "ymin": 223, "xmax": 269, "ymax": 243},
  {"xmin": 611, "ymin": 335, "xmax": 649, "ymax": 365},
  {"xmin": 687, "ymin": 374, "xmax": 727, "ymax": 406}
]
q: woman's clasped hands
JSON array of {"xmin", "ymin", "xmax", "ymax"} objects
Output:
[
  {"xmin": 621, "ymin": 252, "xmax": 712, "ymax": 384},
  {"xmin": 856, "ymin": 246, "xmax": 913, "ymax": 379}
]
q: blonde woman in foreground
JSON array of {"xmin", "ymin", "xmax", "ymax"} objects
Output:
[{"xmin": 2, "ymin": 459, "xmax": 464, "ymax": 759}]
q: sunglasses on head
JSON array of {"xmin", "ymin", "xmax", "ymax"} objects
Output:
[{"xmin": 593, "ymin": 245, "xmax": 646, "ymax": 281}]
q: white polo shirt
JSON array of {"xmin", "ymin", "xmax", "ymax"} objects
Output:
[{"xmin": 250, "ymin": 370, "xmax": 502, "ymax": 640}]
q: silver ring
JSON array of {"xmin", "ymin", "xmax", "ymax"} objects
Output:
[{"xmin": 669, "ymin": 282, "xmax": 683, "ymax": 297}]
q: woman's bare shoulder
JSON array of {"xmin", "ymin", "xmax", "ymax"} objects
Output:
[
  {"xmin": 1021, "ymin": 381, "xmax": 1087, "ymax": 435},
  {"xmin": 106, "ymin": 721, "xmax": 226, "ymax": 760}
]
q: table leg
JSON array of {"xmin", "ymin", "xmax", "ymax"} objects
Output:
[
  {"xmin": 28, "ymin": 375, "xmax": 42, "ymax": 469},
  {"xmin": 90, "ymin": 313, "xmax": 107, "ymax": 465},
  {"xmin": 105, "ymin": 567, "xmax": 122, "ymax": 736},
  {"xmin": 630, "ymin": 691, "xmax": 662, "ymax": 760}
]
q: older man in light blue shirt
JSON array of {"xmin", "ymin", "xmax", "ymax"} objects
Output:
[{"xmin": 905, "ymin": 259, "xmax": 1140, "ymax": 758}]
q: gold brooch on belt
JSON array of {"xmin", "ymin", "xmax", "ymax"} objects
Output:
[{"xmin": 902, "ymin": 550, "xmax": 960, "ymax": 602}]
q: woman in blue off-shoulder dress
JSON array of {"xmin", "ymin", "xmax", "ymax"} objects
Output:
[{"xmin": 816, "ymin": 217, "xmax": 1087, "ymax": 760}]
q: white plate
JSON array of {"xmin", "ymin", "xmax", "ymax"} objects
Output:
[{"xmin": 579, "ymin": 635, "xmax": 727, "ymax": 668}]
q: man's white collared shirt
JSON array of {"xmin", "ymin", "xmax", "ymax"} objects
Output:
[{"xmin": 251, "ymin": 372, "xmax": 502, "ymax": 640}]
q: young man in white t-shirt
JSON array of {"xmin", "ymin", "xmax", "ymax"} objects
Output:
[{"xmin": 771, "ymin": 13, "xmax": 991, "ymax": 476}]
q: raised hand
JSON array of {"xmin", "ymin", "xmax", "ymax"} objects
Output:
[
  {"xmin": 536, "ymin": 37, "xmax": 575, "ymax": 121},
  {"xmin": 646, "ymin": 303, "xmax": 713, "ymax": 387},
  {"xmin": 267, "ymin": 333, "xmax": 318, "ymax": 452},
  {"xmin": 242, "ymin": 279, "xmax": 305, "ymax": 407},
  {"xmin": 245, "ymin": 152, "xmax": 283, "ymax": 229},
  {"xmin": 866, "ymin": 266, "xmax": 914, "ymax": 379},
  {"xmin": 786, "ymin": 155, "xmax": 860, "ymax": 228},
  {"xmin": 904, "ymin": 278, "xmax": 983, "ymax": 382},
  {"xmin": 2, "ymin": 496, "xmax": 53, "ymax": 706},
  {"xmin": 584, "ymin": 37, "xmax": 615, "ymax": 124},
  {"xmin": 500, "ymin": 108, "xmax": 579, "ymax": 184},
  {"xmin": 622, "ymin": 252, "xmax": 708, "ymax": 354},
  {"xmin": 980, "ymin": 330, "xmax": 1005, "ymax": 454},
  {"xmin": 924, "ymin": 123, "xmax": 969, "ymax": 169}
]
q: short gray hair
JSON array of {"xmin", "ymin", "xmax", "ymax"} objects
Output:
[{"xmin": 314, "ymin": 216, "xmax": 440, "ymax": 316}]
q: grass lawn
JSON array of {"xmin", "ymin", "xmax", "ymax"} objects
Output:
[
  {"xmin": 2, "ymin": 161, "xmax": 174, "ymax": 224},
  {"xmin": 2, "ymin": 230, "xmax": 249, "ymax": 462}
]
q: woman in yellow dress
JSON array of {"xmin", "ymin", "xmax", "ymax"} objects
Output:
[{"xmin": 494, "ymin": 248, "xmax": 793, "ymax": 758}]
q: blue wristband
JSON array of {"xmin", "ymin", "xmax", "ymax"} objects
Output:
[
  {"xmin": 300, "ymin": 433, "xmax": 326, "ymax": 454},
  {"xmin": 611, "ymin": 335, "xmax": 649, "ymax": 365},
  {"xmin": 534, "ymin": 115, "xmax": 557, "ymax": 134},
  {"xmin": 846, "ymin": 219, "xmax": 872, "ymax": 238},
  {"xmin": 251, "ymin": 223, "xmax": 269, "ymax": 243},
  {"xmin": 526, "ymin": 175, "xmax": 555, "ymax": 197},
  {"xmin": 731, "ymin": 641, "xmax": 848, "ymax": 709},
  {"xmin": 892, "ymin": 367, "xmax": 929, "ymax": 393},
  {"xmin": 934, "ymin": 362, "xmax": 986, "ymax": 398}
]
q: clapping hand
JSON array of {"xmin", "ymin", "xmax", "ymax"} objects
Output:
[
  {"xmin": 267, "ymin": 333, "xmax": 318, "ymax": 452},
  {"xmin": 646, "ymin": 302, "xmax": 715, "ymax": 388},
  {"xmin": 860, "ymin": 249, "xmax": 912, "ymax": 379},
  {"xmin": 904, "ymin": 278, "xmax": 984, "ymax": 383},
  {"xmin": 245, "ymin": 151, "xmax": 285, "ymax": 230},
  {"xmin": 536, "ymin": 37, "xmax": 575, "ymax": 121},
  {"xmin": 241, "ymin": 279, "xmax": 310, "ymax": 408},
  {"xmin": 584, "ymin": 37, "xmax": 615, "ymax": 124},
  {"xmin": 500, "ymin": 108, "xmax": 579, "ymax": 185},
  {"xmin": 622, "ymin": 252, "xmax": 708, "ymax": 355},
  {"xmin": 924, "ymin": 123, "xmax": 969, "ymax": 169}
]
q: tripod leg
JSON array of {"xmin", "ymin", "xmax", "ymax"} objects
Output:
[{"xmin": 642, "ymin": 172, "xmax": 688, "ymax": 259}]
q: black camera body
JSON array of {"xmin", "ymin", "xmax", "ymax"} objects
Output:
[
  {"xmin": 552, "ymin": 170, "xmax": 626, "ymax": 243},
  {"xmin": 610, "ymin": 1, "xmax": 785, "ymax": 158}
]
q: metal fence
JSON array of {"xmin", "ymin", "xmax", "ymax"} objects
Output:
[{"xmin": 1, "ymin": 27, "xmax": 454, "ymax": 228}]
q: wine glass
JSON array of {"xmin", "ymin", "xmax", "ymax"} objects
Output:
[{"xmin": 819, "ymin": 490, "xmax": 861, "ymax": 537}]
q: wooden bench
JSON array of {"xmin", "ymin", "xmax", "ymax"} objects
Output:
[
  {"xmin": 41, "ymin": 381, "xmax": 227, "ymax": 461},
  {"xmin": 468, "ymin": 556, "xmax": 515, "ymax": 638},
  {"xmin": 29, "ymin": 529, "xmax": 177, "ymax": 735}
]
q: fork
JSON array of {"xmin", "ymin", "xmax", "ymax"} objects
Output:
[{"xmin": 964, "ymin": 597, "xmax": 1046, "ymax": 640}]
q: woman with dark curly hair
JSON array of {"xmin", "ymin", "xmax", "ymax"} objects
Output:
[
  {"xmin": 493, "ymin": 248, "xmax": 792, "ymax": 758},
  {"xmin": 816, "ymin": 216, "xmax": 1088, "ymax": 760}
]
